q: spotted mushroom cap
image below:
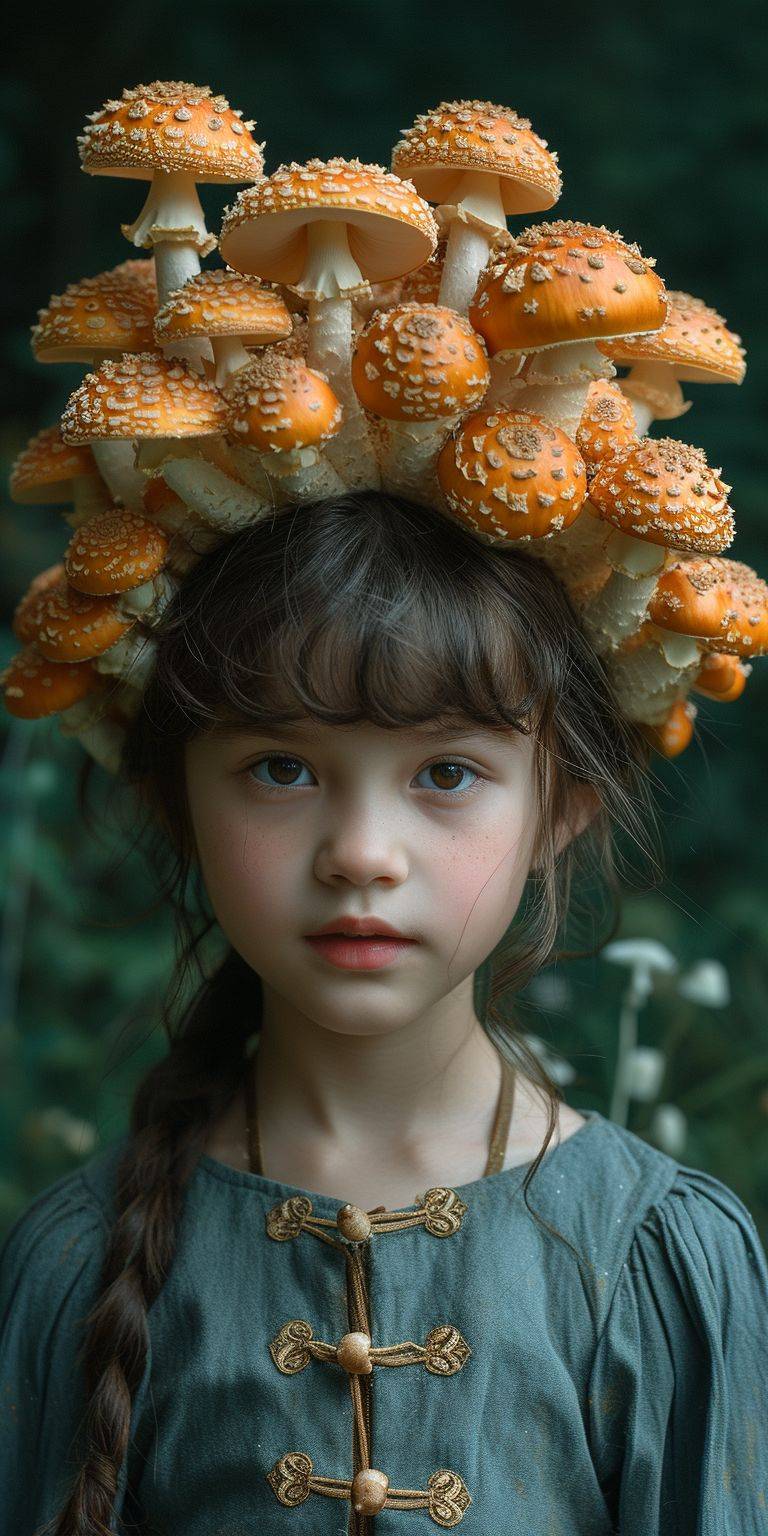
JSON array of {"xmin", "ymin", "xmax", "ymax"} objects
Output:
[
  {"xmin": 351, "ymin": 303, "xmax": 489, "ymax": 422},
  {"xmin": 576, "ymin": 378, "xmax": 638, "ymax": 476},
  {"xmin": 62, "ymin": 352, "xmax": 228, "ymax": 443},
  {"xmin": 469, "ymin": 221, "xmax": 668, "ymax": 355},
  {"xmin": 31, "ymin": 260, "xmax": 157, "ymax": 365},
  {"xmin": 1, "ymin": 645, "xmax": 101, "ymax": 719},
  {"xmin": 35, "ymin": 583, "xmax": 136, "ymax": 663},
  {"xmin": 437, "ymin": 408, "xmax": 587, "ymax": 542},
  {"xmin": 693, "ymin": 650, "xmax": 749, "ymax": 702},
  {"xmin": 219, "ymin": 159, "xmax": 438, "ymax": 289},
  {"xmin": 399, "ymin": 241, "xmax": 446, "ymax": 305},
  {"xmin": 598, "ymin": 290, "xmax": 746, "ymax": 385},
  {"xmin": 10, "ymin": 425, "xmax": 101, "ymax": 505},
  {"xmin": 588, "ymin": 437, "xmax": 735, "ymax": 554},
  {"xmin": 648, "ymin": 557, "xmax": 768, "ymax": 656},
  {"xmin": 225, "ymin": 353, "xmax": 343, "ymax": 453},
  {"xmin": 641, "ymin": 699, "xmax": 696, "ymax": 759},
  {"xmin": 12, "ymin": 565, "xmax": 67, "ymax": 643},
  {"xmin": 154, "ymin": 269, "xmax": 292, "ymax": 347},
  {"xmin": 64, "ymin": 510, "xmax": 170, "ymax": 596},
  {"xmin": 78, "ymin": 81, "xmax": 264, "ymax": 185},
  {"xmin": 391, "ymin": 101, "xmax": 561, "ymax": 215}
]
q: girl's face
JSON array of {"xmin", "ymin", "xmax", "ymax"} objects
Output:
[{"xmin": 184, "ymin": 716, "xmax": 561, "ymax": 1039}]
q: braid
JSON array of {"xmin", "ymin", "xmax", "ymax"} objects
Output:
[{"xmin": 44, "ymin": 947, "xmax": 261, "ymax": 1536}]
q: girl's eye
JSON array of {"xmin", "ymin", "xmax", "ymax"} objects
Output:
[{"xmin": 244, "ymin": 754, "xmax": 483, "ymax": 799}]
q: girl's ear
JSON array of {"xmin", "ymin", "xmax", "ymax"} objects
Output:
[{"xmin": 554, "ymin": 783, "xmax": 602, "ymax": 857}]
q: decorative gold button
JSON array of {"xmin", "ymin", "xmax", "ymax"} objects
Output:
[
  {"xmin": 352, "ymin": 1466, "xmax": 389, "ymax": 1514},
  {"xmin": 337, "ymin": 1330, "xmax": 372, "ymax": 1374},
  {"xmin": 336, "ymin": 1202, "xmax": 372, "ymax": 1242}
]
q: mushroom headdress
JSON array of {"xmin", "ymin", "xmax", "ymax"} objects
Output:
[{"xmin": 3, "ymin": 87, "xmax": 766, "ymax": 773}]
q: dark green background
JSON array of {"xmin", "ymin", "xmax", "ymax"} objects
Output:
[{"xmin": 2, "ymin": 0, "xmax": 767, "ymax": 1240}]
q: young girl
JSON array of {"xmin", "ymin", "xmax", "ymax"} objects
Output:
[{"xmin": 2, "ymin": 490, "xmax": 767, "ymax": 1536}]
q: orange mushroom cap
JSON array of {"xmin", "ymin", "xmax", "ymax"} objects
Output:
[
  {"xmin": 648, "ymin": 557, "xmax": 768, "ymax": 656},
  {"xmin": 225, "ymin": 353, "xmax": 342, "ymax": 453},
  {"xmin": 391, "ymin": 101, "xmax": 561, "ymax": 216},
  {"xmin": 31, "ymin": 259, "xmax": 157, "ymax": 364},
  {"xmin": 154, "ymin": 269, "xmax": 292, "ymax": 345},
  {"xmin": 437, "ymin": 408, "xmax": 587, "ymax": 542},
  {"xmin": 64, "ymin": 510, "xmax": 170, "ymax": 596},
  {"xmin": 597, "ymin": 289, "xmax": 746, "ymax": 384},
  {"xmin": 219, "ymin": 158, "xmax": 438, "ymax": 289},
  {"xmin": 576, "ymin": 378, "xmax": 638, "ymax": 475},
  {"xmin": 12, "ymin": 565, "xmax": 67, "ymax": 644},
  {"xmin": 469, "ymin": 221, "xmax": 668, "ymax": 356},
  {"xmin": 352, "ymin": 303, "xmax": 489, "ymax": 421},
  {"xmin": 36, "ymin": 584, "xmax": 136, "ymax": 662},
  {"xmin": 641, "ymin": 699, "xmax": 696, "ymax": 758},
  {"xmin": 1, "ymin": 645, "xmax": 101, "ymax": 720},
  {"xmin": 62, "ymin": 352, "xmax": 228, "ymax": 443},
  {"xmin": 10, "ymin": 426, "xmax": 101, "ymax": 505},
  {"xmin": 588, "ymin": 438, "xmax": 735, "ymax": 554},
  {"xmin": 78, "ymin": 81, "xmax": 264, "ymax": 184},
  {"xmin": 692, "ymin": 651, "xmax": 749, "ymax": 702}
]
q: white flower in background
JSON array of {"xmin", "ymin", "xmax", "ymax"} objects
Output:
[
  {"xmin": 37, "ymin": 1107, "xmax": 97, "ymax": 1157},
  {"xmin": 521, "ymin": 1032, "xmax": 576, "ymax": 1087},
  {"xmin": 648, "ymin": 1103, "xmax": 688, "ymax": 1157},
  {"xmin": 526, "ymin": 972, "xmax": 573, "ymax": 1012},
  {"xmin": 622, "ymin": 1045, "xmax": 666, "ymax": 1102},
  {"xmin": 677, "ymin": 959, "xmax": 731, "ymax": 1009}
]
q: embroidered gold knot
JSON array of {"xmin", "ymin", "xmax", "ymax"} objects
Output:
[
  {"xmin": 269, "ymin": 1318, "xmax": 471, "ymax": 1376},
  {"xmin": 264, "ymin": 1185, "xmax": 468, "ymax": 1243},
  {"xmin": 266, "ymin": 1451, "xmax": 472, "ymax": 1525}
]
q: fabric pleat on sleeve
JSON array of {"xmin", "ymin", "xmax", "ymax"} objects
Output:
[{"xmin": 587, "ymin": 1164, "xmax": 768, "ymax": 1535}]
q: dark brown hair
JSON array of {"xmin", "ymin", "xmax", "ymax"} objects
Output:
[{"xmin": 50, "ymin": 488, "xmax": 660, "ymax": 1534}]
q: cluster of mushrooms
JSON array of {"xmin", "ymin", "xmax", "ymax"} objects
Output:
[{"xmin": 3, "ymin": 83, "xmax": 766, "ymax": 774}]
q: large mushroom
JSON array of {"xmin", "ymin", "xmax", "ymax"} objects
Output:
[
  {"xmin": 61, "ymin": 351, "xmax": 228, "ymax": 474},
  {"xmin": 584, "ymin": 437, "xmax": 735, "ymax": 657},
  {"xmin": 469, "ymin": 220, "xmax": 668, "ymax": 434},
  {"xmin": 219, "ymin": 157, "xmax": 437, "ymax": 488},
  {"xmin": 63, "ymin": 510, "xmax": 179, "ymax": 625},
  {"xmin": 351, "ymin": 303, "xmax": 489, "ymax": 502},
  {"xmin": 392, "ymin": 101, "xmax": 561, "ymax": 314},
  {"xmin": 597, "ymin": 289, "xmax": 746, "ymax": 434},
  {"xmin": 34, "ymin": 579, "xmax": 158, "ymax": 693},
  {"xmin": 154, "ymin": 268, "xmax": 293, "ymax": 386},
  {"xmin": 78, "ymin": 81, "xmax": 264, "ymax": 305},
  {"xmin": 224, "ymin": 352, "xmax": 345, "ymax": 501},
  {"xmin": 10, "ymin": 426, "xmax": 110, "ymax": 528},
  {"xmin": 29, "ymin": 260, "xmax": 159, "ymax": 508},
  {"xmin": 437, "ymin": 408, "xmax": 587, "ymax": 544}
]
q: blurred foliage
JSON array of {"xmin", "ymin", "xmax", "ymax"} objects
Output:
[{"xmin": 1, "ymin": 0, "xmax": 768, "ymax": 1242}]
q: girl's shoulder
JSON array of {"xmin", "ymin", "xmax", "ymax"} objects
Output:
[{"xmin": 0, "ymin": 1136, "xmax": 126, "ymax": 1301}]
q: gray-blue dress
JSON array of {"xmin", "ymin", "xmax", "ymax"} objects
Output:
[{"xmin": 2, "ymin": 1109, "xmax": 767, "ymax": 1533}]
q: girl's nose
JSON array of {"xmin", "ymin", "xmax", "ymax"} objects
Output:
[{"xmin": 313, "ymin": 813, "xmax": 409, "ymax": 887}]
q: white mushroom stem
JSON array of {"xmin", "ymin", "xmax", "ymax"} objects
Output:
[
  {"xmin": 159, "ymin": 455, "xmax": 272, "ymax": 532},
  {"xmin": 307, "ymin": 291, "xmax": 380, "ymax": 491},
  {"xmin": 379, "ymin": 418, "xmax": 457, "ymax": 503},
  {"xmin": 63, "ymin": 474, "xmax": 113, "ymax": 529},
  {"xmin": 525, "ymin": 501, "xmax": 608, "ymax": 593},
  {"xmin": 261, "ymin": 445, "xmax": 347, "ymax": 501},
  {"xmin": 619, "ymin": 363, "xmax": 691, "ymax": 436},
  {"xmin": 90, "ymin": 440, "xmax": 146, "ymax": 510},
  {"xmin": 485, "ymin": 352, "xmax": 527, "ymax": 408},
  {"xmin": 437, "ymin": 172, "xmax": 507, "ymax": 314},
  {"xmin": 122, "ymin": 170, "xmax": 215, "ymax": 305},
  {"xmin": 57, "ymin": 698, "xmax": 127, "ymax": 774},
  {"xmin": 582, "ymin": 530, "xmax": 667, "ymax": 653},
  {"xmin": 134, "ymin": 436, "xmax": 220, "ymax": 473},
  {"xmin": 605, "ymin": 627, "xmax": 702, "ymax": 725},
  {"xmin": 117, "ymin": 570, "xmax": 180, "ymax": 625},
  {"xmin": 211, "ymin": 335, "xmax": 253, "ymax": 388},
  {"xmin": 515, "ymin": 344, "xmax": 616, "ymax": 439},
  {"xmin": 93, "ymin": 628, "xmax": 159, "ymax": 688}
]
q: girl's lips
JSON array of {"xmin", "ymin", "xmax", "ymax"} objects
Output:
[{"xmin": 304, "ymin": 935, "xmax": 417, "ymax": 970}]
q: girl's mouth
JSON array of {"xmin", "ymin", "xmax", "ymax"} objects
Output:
[{"xmin": 304, "ymin": 934, "xmax": 417, "ymax": 970}]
